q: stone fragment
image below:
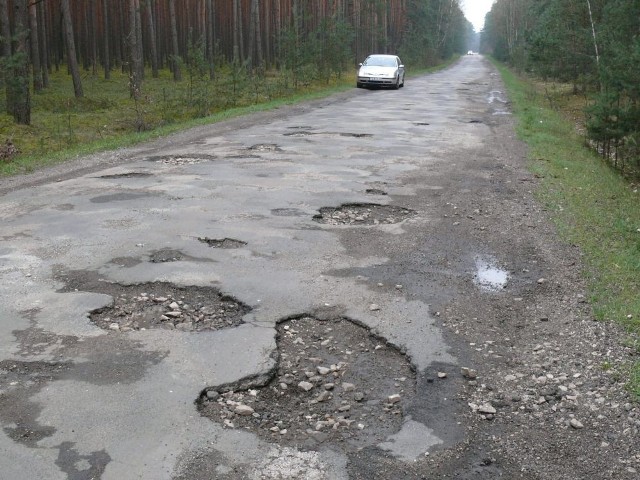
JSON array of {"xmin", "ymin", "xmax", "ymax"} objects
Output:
[
  {"xmin": 342, "ymin": 383, "xmax": 355, "ymax": 392},
  {"xmin": 388, "ymin": 394, "xmax": 401, "ymax": 404},
  {"xmin": 461, "ymin": 367, "xmax": 477, "ymax": 379},
  {"xmin": 206, "ymin": 390, "xmax": 220, "ymax": 401},
  {"xmin": 478, "ymin": 404, "xmax": 497, "ymax": 415},
  {"xmin": 369, "ymin": 304, "xmax": 381, "ymax": 311},
  {"xmin": 437, "ymin": 372, "xmax": 448, "ymax": 379},
  {"xmin": 317, "ymin": 366, "xmax": 331, "ymax": 375},
  {"xmin": 298, "ymin": 381, "xmax": 314, "ymax": 392},
  {"xmin": 234, "ymin": 405, "xmax": 255, "ymax": 416},
  {"xmin": 570, "ymin": 419, "xmax": 584, "ymax": 429}
]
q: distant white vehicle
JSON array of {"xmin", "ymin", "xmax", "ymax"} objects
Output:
[
  {"xmin": 356, "ymin": 54, "xmax": 405, "ymax": 90},
  {"xmin": 467, "ymin": 50, "xmax": 474, "ymax": 55}
]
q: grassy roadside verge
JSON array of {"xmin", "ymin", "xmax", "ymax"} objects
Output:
[{"xmin": 492, "ymin": 60, "xmax": 640, "ymax": 396}]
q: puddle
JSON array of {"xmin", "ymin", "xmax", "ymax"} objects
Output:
[
  {"xmin": 198, "ymin": 237, "xmax": 247, "ymax": 249},
  {"xmin": 313, "ymin": 203, "xmax": 415, "ymax": 226},
  {"xmin": 198, "ymin": 315, "xmax": 416, "ymax": 451},
  {"xmin": 474, "ymin": 256, "xmax": 509, "ymax": 291}
]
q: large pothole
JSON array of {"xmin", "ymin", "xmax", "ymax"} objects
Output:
[
  {"xmin": 87, "ymin": 283, "xmax": 250, "ymax": 332},
  {"xmin": 55, "ymin": 270, "xmax": 251, "ymax": 333},
  {"xmin": 198, "ymin": 315, "xmax": 416, "ymax": 451},
  {"xmin": 313, "ymin": 204, "xmax": 416, "ymax": 226}
]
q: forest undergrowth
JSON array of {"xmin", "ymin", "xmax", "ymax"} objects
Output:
[{"xmin": 0, "ymin": 66, "xmax": 354, "ymax": 175}]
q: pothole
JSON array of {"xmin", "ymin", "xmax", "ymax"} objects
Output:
[
  {"xmin": 338, "ymin": 133, "xmax": 372, "ymax": 138},
  {"xmin": 466, "ymin": 119, "xmax": 483, "ymax": 124},
  {"xmin": 198, "ymin": 315, "xmax": 416, "ymax": 451},
  {"xmin": 88, "ymin": 282, "xmax": 251, "ymax": 332},
  {"xmin": 198, "ymin": 237, "xmax": 247, "ymax": 249},
  {"xmin": 248, "ymin": 144, "xmax": 282, "ymax": 152},
  {"xmin": 413, "ymin": 122, "xmax": 430, "ymax": 126},
  {"xmin": 365, "ymin": 189, "xmax": 388, "ymax": 195},
  {"xmin": 149, "ymin": 248, "xmax": 185, "ymax": 263},
  {"xmin": 97, "ymin": 172, "xmax": 153, "ymax": 179},
  {"xmin": 313, "ymin": 203, "xmax": 416, "ymax": 225},
  {"xmin": 283, "ymin": 131, "xmax": 314, "ymax": 137},
  {"xmin": 145, "ymin": 154, "xmax": 217, "ymax": 165},
  {"xmin": 282, "ymin": 132, "xmax": 372, "ymax": 138}
]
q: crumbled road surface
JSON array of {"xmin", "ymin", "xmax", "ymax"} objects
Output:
[{"xmin": 0, "ymin": 56, "xmax": 638, "ymax": 479}]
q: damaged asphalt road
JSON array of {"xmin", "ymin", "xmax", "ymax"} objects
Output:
[{"xmin": 1, "ymin": 56, "xmax": 638, "ymax": 479}]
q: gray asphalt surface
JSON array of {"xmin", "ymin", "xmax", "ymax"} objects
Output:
[{"xmin": 0, "ymin": 56, "xmax": 507, "ymax": 479}]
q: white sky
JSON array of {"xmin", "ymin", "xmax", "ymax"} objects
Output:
[{"xmin": 461, "ymin": 0, "xmax": 496, "ymax": 32}]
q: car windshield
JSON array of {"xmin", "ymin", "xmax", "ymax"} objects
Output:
[{"xmin": 363, "ymin": 56, "xmax": 397, "ymax": 67}]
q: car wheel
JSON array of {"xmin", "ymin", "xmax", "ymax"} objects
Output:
[
  {"xmin": 393, "ymin": 77, "xmax": 400, "ymax": 90},
  {"xmin": 400, "ymin": 76, "xmax": 405, "ymax": 88},
  {"xmin": 356, "ymin": 82, "xmax": 363, "ymax": 88}
]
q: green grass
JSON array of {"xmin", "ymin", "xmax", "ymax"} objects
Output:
[{"xmin": 492, "ymin": 60, "xmax": 640, "ymax": 397}]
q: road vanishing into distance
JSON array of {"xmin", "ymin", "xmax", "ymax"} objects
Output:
[{"xmin": 1, "ymin": 56, "xmax": 638, "ymax": 479}]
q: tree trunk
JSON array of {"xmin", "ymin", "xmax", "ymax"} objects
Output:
[
  {"xmin": 145, "ymin": 0, "xmax": 159, "ymax": 78},
  {"xmin": 61, "ymin": 0, "xmax": 83, "ymax": 97},
  {"xmin": 233, "ymin": 0, "xmax": 240, "ymax": 64},
  {"xmin": 0, "ymin": 0, "xmax": 11, "ymax": 59},
  {"xmin": 129, "ymin": 0, "xmax": 142, "ymax": 98},
  {"xmin": 90, "ymin": 0, "xmax": 97, "ymax": 76},
  {"xmin": 169, "ymin": 0, "xmax": 182, "ymax": 80},
  {"xmin": 28, "ymin": 0, "xmax": 43, "ymax": 91},
  {"xmin": 134, "ymin": 0, "xmax": 143, "ymax": 80},
  {"xmin": 9, "ymin": 0, "xmax": 31, "ymax": 124},
  {"xmin": 206, "ymin": 0, "xmax": 215, "ymax": 79},
  {"xmin": 248, "ymin": 0, "xmax": 256, "ymax": 67},
  {"xmin": 102, "ymin": 0, "xmax": 110, "ymax": 79},
  {"xmin": 37, "ymin": 0, "xmax": 49, "ymax": 87}
]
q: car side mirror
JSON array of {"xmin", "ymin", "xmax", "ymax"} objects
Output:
[{"xmin": 358, "ymin": 63, "xmax": 363, "ymax": 67}]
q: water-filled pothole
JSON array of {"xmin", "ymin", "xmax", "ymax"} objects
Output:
[
  {"xmin": 198, "ymin": 315, "xmax": 416, "ymax": 451},
  {"xmin": 198, "ymin": 237, "xmax": 247, "ymax": 249},
  {"xmin": 313, "ymin": 204, "xmax": 416, "ymax": 226},
  {"xmin": 474, "ymin": 256, "xmax": 509, "ymax": 292},
  {"xmin": 88, "ymin": 282, "xmax": 251, "ymax": 332}
]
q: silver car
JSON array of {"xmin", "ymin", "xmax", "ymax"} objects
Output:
[{"xmin": 357, "ymin": 54, "xmax": 405, "ymax": 89}]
